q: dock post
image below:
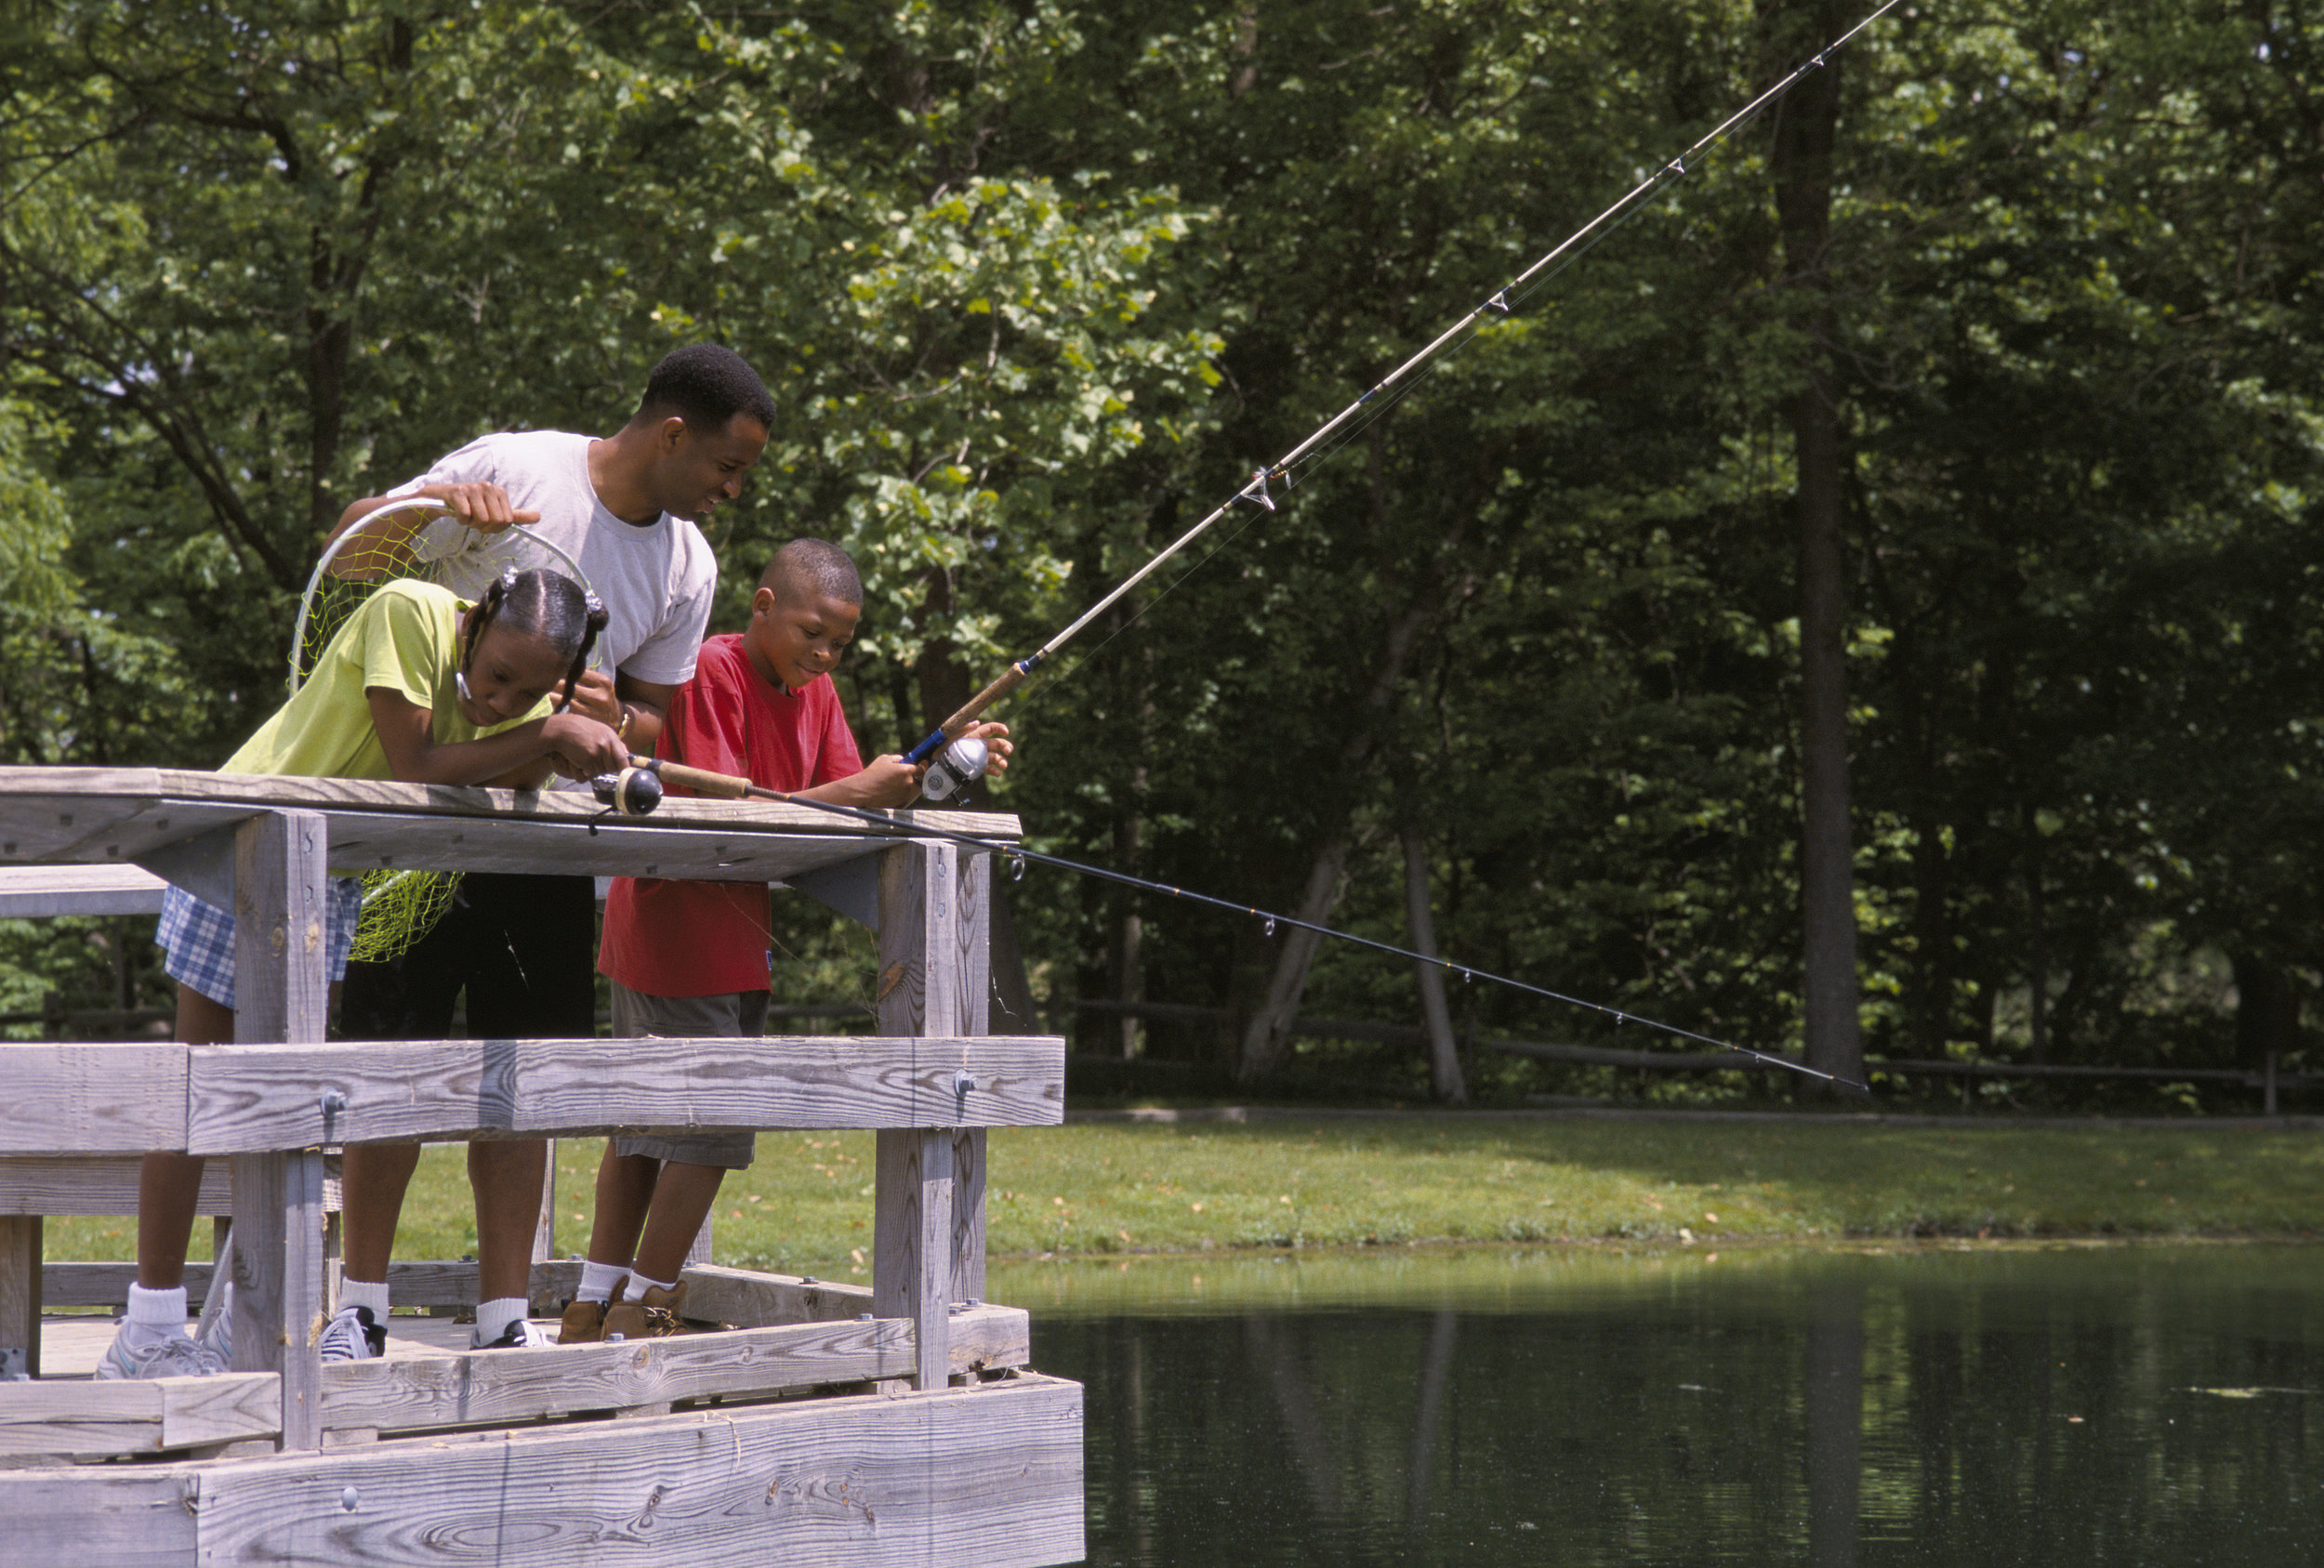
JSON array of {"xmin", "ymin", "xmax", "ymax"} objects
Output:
[
  {"xmin": 874, "ymin": 841, "xmax": 970, "ymax": 1390},
  {"xmin": 0, "ymin": 1215, "xmax": 37, "ymax": 1378},
  {"xmin": 952, "ymin": 849, "xmax": 991, "ymax": 1306},
  {"xmin": 227, "ymin": 810, "xmax": 329, "ymax": 1451}
]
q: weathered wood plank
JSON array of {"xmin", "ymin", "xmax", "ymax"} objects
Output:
[
  {"xmin": 322, "ymin": 1316, "xmax": 917, "ymax": 1435},
  {"xmin": 663, "ymin": 1263, "xmax": 870, "ymax": 1325},
  {"xmin": 953, "ymin": 851, "xmax": 992, "ymax": 1302},
  {"xmin": 189, "ymin": 1040, "xmax": 517, "ymax": 1152},
  {"xmin": 0, "ymin": 1216, "xmax": 36, "ymax": 1379},
  {"xmin": 0, "ymin": 1155, "xmax": 232, "ymax": 1216},
  {"xmin": 182, "ymin": 1035, "xmax": 1063, "ymax": 1152},
  {"xmin": 0, "ymin": 1373, "xmax": 278, "ymax": 1459},
  {"xmin": 193, "ymin": 1374, "xmax": 1085, "ymax": 1568},
  {"xmin": 876, "ymin": 842, "xmax": 958, "ymax": 1392},
  {"xmin": 876, "ymin": 1130, "xmax": 953, "ymax": 1393},
  {"xmin": 228, "ymin": 812, "xmax": 329, "ymax": 1453},
  {"xmin": 0, "ymin": 1045, "xmax": 186, "ymax": 1154},
  {"xmin": 317, "ymin": 816, "xmax": 893, "ymax": 884},
  {"xmin": 0, "ymin": 863, "xmax": 167, "ymax": 917},
  {"xmin": 504, "ymin": 1035, "xmax": 1061, "ymax": 1138},
  {"xmin": 0, "ymin": 784, "xmax": 251, "ymax": 865},
  {"xmin": 952, "ymin": 1128, "xmax": 987, "ymax": 1305},
  {"xmin": 0, "ymin": 766, "xmax": 1021, "ymax": 844},
  {"xmin": 0, "ymin": 1469, "xmax": 197, "ymax": 1567}
]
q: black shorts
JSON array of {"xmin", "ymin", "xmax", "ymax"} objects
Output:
[{"xmin": 338, "ymin": 873, "xmax": 597, "ymax": 1040}]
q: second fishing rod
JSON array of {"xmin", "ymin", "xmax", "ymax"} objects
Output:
[{"xmin": 587, "ymin": 757, "xmax": 1866, "ymax": 1091}]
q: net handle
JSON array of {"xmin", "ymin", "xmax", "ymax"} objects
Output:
[{"xmin": 287, "ymin": 504, "xmax": 593, "ymax": 695}]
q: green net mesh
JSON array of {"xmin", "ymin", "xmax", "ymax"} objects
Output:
[{"xmin": 292, "ymin": 506, "xmax": 594, "ymax": 962}]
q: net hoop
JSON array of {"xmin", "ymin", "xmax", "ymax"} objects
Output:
[{"xmin": 288, "ymin": 503, "xmax": 593, "ymax": 695}]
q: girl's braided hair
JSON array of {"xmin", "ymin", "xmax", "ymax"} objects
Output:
[{"xmin": 461, "ymin": 568, "xmax": 610, "ymax": 711}]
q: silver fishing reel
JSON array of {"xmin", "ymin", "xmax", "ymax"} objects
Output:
[{"xmin": 920, "ymin": 735, "xmax": 989, "ymax": 803}]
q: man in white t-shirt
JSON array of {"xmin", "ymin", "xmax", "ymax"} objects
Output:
[{"xmin": 316, "ymin": 345, "xmax": 773, "ymax": 1356}]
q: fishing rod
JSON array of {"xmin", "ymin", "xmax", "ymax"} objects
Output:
[
  {"xmin": 589, "ymin": 758, "xmax": 1867, "ymax": 1091},
  {"xmin": 899, "ymin": 0, "xmax": 1909, "ymax": 802}
]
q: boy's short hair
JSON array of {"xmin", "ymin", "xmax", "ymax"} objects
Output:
[
  {"xmin": 761, "ymin": 538, "xmax": 862, "ymax": 606},
  {"xmin": 635, "ymin": 344, "xmax": 777, "ymax": 433}
]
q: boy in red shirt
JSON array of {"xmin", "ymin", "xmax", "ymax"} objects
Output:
[{"xmin": 564, "ymin": 538, "xmax": 1010, "ymax": 1340}]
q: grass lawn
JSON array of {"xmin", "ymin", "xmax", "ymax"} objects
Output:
[{"xmin": 46, "ymin": 1117, "xmax": 2324, "ymax": 1283}]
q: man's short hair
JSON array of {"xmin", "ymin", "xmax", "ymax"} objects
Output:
[
  {"xmin": 635, "ymin": 344, "xmax": 776, "ymax": 433},
  {"xmin": 761, "ymin": 538, "xmax": 863, "ymax": 606}
]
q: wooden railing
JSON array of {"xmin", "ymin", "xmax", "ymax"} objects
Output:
[{"xmin": 0, "ymin": 769, "xmax": 1065, "ymax": 1455}]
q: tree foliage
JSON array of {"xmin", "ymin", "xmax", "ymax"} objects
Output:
[{"xmin": 6, "ymin": 0, "xmax": 2323, "ymax": 1108}]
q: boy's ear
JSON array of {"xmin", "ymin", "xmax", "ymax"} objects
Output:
[{"xmin": 751, "ymin": 584, "xmax": 778, "ymax": 618}]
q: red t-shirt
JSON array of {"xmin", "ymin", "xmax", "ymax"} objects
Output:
[{"xmin": 598, "ymin": 634, "xmax": 865, "ymax": 996}]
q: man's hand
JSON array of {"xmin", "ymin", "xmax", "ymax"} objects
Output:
[
  {"xmin": 420, "ymin": 481, "xmax": 539, "ymax": 534},
  {"xmin": 564, "ymin": 668, "xmax": 623, "ymax": 729}
]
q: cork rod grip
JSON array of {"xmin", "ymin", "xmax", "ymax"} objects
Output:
[
  {"xmin": 938, "ymin": 664, "xmax": 1030, "ymax": 739},
  {"xmin": 629, "ymin": 757, "xmax": 762, "ymax": 801}
]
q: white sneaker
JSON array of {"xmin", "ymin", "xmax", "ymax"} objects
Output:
[
  {"xmin": 97, "ymin": 1324, "xmax": 223, "ymax": 1379},
  {"xmin": 472, "ymin": 1317, "xmax": 552, "ymax": 1351},
  {"xmin": 194, "ymin": 1279, "xmax": 233, "ymax": 1368},
  {"xmin": 319, "ymin": 1304, "xmax": 387, "ymax": 1362}
]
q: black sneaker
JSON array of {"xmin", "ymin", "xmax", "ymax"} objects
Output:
[{"xmin": 471, "ymin": 1316, "xmax": 551, "ymax": 1351}]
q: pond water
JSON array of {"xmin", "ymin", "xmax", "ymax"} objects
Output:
[{"xmin": 988, "ymin": 1243, "xmax": 2324, "ymax": 1568}]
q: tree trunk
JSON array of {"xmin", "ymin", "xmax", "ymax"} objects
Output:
[
  {"xmin": 1115, "ymin": 805, "xmax": 1144, "ymax": 1059},
  {"xmin": 1765, "ymin": 0, "xmax": 1861, "ymax": 1088},
  {"xmin": 1235, "ymin": 601, "xmax": 1432, "ymax": 1085},
  {"xmin": 1401, "ymin": 824, "xmax": 1467, "ymax": 1103},
  {"xmin": 1236, "ymin": 836, "xmax": 1350, "ymax": 1083},
  {"xmin": 2233, "ymin": 952, "xmax": 2300, "ymax": 1068}
]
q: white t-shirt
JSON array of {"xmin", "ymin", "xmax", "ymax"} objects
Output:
[{"xmin": 389, "ymin": 429, "xmax": 717, "ymax": 688}]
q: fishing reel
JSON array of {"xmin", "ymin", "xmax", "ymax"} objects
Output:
[
  {"xmin": 920, "ymin": 734, "xmax": 990, "ymax": 805},
  {"xmin": 590, "ymin": 766, "xmax": 665, "ymax": 817}
]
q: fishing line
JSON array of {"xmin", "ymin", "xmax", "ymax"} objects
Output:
[
  {"xmin": 899, "ymin": 0, "xmax": 1908, "ymax": 766},
  {"xmin": 609, "ymin": 758, "xmax": 1867, "ymax": 1090}
]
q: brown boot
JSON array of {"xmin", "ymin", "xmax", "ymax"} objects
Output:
[
  {"xmin": 557, "ymin": 1297, "xmax": 609, "ymax": 1345},
  {"xmin": 602, "ymin": 1279, "xmax": 691, "ymax": 1340}
]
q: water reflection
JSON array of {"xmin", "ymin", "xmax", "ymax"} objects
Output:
[{"xmin": 999, "ymin": 1245, "xmax": 2324, "ymax": 1567}]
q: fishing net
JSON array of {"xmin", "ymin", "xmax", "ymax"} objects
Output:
[{"xmin": 290, "ymin": 502, "xmax": 596, "ymax": 960}]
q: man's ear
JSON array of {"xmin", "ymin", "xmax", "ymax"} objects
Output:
[{"xmin": 658, "ymin": 415, "xmax": 691, "ymax": 454}]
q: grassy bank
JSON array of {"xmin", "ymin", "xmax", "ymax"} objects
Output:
[{"xmin": 46, "ymin": 1117, "xmax": 2324, "ymax": 1282}]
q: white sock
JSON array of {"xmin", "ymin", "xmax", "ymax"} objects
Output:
[
  {"xmin": 474, "ymin": 1297, "xmax": 528, "ymax": 1345},
  {"xmin": 339, "ymin": 1278, "xmax": 390, "ymax": 1319},
  {"xmin": 125, "ymin": 1283, "xmax": 189, "ymax": 1341},
  {"xmin": 576, "ymin": 1261, "xmax": 627, "ymax": 1304},
  {"xmin": 628, "ymin": 1272, "xmax": 678, "ymax": 1298}
]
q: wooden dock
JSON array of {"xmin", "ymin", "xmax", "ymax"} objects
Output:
[{"xmin": 0, "ymin": 767, "xmax": 1083, "ymax": 1567}]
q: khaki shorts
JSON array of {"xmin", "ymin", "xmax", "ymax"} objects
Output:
[{"xmin": 607, "ymin": 982, "xmax": 770, "ymax": 1170}]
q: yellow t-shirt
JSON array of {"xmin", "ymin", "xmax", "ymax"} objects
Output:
[{"xmin": 225, "ymin": 579, "xmax": 545, "ymax": 779}]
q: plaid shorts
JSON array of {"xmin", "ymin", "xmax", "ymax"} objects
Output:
[{"xmin": 157, "ymin": 879, "xmax": 364, "ymax": 1010}]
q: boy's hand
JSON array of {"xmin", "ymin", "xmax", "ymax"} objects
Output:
[
  {"xmin": 856, "ymin": 754, "xmax": 929, "ymax": 808},
  {"xmin": 420, "ymin": 481, "xmax": 539, "ymax": 534},
  {"xmin": 541, "ymin": 713, "xmax": 627, "ymax": 780},
  {"xmin": 963, "ymin": 720, "xmax": 1014, "ymax": 775}
]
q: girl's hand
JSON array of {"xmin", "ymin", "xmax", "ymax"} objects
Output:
[{"xmin": 542, "ymin": 713, "xmax": 627, "ymax": 780}]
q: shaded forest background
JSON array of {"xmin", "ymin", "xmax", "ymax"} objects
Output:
[{"xmin": 5, "ymin": 0, "xmax": 2320, "ymax": 1110}]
